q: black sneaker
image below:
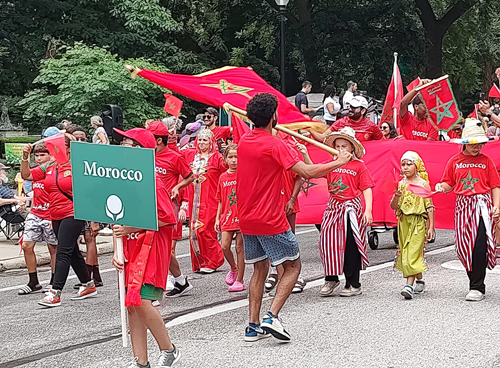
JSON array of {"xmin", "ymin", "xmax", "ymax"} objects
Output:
[{"xmin": 165, "ymin": 278, "xmax": 193, "ymax": 298}]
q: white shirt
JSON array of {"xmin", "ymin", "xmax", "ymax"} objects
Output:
[
  {"xmin": 323, "ymin": 97, "xmax": 341, "ymax": 121},
  {"xmin": 343, "ymin": 90, "xmax": 353, "ymax": 108}
]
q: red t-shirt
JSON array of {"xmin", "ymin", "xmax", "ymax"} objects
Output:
[
  {"xmin": 237, "ymin": 129, "xmax": 300, "ymax": 235},
  {"xmin": 215, "ymin": 170, "xmax": 239, "ymax": 231},
  {"xmin": 31, "ymin": 162, "xmax": 74, "ymax": 220},
  {"xmin": 325, "ymin": 160, "xmax": 375, "ymax": 201},
  {"xmin": 212, "ymin": 126, "xmax": 231, "ymax": 142},
  {"xmin": 400, "ymin": 112, "xmax": 438, "ymax": 141},
  {"xmin": 278, "ymin": 132, "xmax": 301, "ymax": 213},
  {"xmin": 155, "ymin": 147, "xmax": 192, "ymax": 193},
  {"xmin": 30, "ymin": 179, "xmax": 51, "ymax": 220},
  {"xmin": 330, "ymin": 116, "xmax": 383, "ymax": 142},
  {"xmin": 441, "ymin": 152, "xmax": 500, "ymax": 195},
  {"xmin": 123, "ymin": 177, "xmax": 175, "ymax": 289}
]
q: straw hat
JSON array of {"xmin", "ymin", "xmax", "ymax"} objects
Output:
[
  {"xmin": 450, "ymin": 118, "xmax": 498, "ymax": 144},
  {"xmin": 324, "ymin": 126, "xmax": 365, "ymax": 159}
]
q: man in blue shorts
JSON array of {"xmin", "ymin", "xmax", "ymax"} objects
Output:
[{"xmin": 237, "ymin": 93, "xmax": 352, "ymax": 342}]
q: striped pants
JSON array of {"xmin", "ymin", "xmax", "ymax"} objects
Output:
[{"xmin": 319, "ymin": 197, "xmax": 369, "ymax": 280}]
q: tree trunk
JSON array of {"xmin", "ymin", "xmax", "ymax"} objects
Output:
[{"xmin": 415, "ymin": 0, "xmax": 478, "ymax": 77}]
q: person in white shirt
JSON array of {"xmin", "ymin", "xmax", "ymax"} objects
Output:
[
  {"xmin": 342, "ymin": 81, "xmax": 357, "ymax": 109},
  {"xmin": 323, "ymin": 84, "xmax": 341, "ymax": 125}
]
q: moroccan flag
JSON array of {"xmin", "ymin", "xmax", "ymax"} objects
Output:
[
  {"xmin": 489, "ymin": 84, "xmax": 500, "ymax": 98},
  {"xmin": 380, "ymin": 58, "xmax": 404, "ymax": 127},
  {"xmin": 417, "ymin": 76, "xmax": 460, "ymax": 132},
  {"xmin": 231, "ymin": 113, "xmax": 251, "ymax": 144},
  {"xmin": 44, "ymin": 134, "xmax": 68, "ymax": 165},
  {"xmin": 163, "ymin": 93, "xmax": 183, "ymax": 117},
  {"xmin": 135, "ymin": 66, "xmax": 312, "ymax": 126},
  {"xmin": 406, "ymin": 77, "xmax": 421, "ymax": 92}
]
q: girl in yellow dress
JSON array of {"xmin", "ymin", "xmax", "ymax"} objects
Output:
[{"xmin": 390, "ymin": 151, "xmax": 435, "ymax": 299}]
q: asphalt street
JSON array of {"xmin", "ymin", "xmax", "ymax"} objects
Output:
[{"xmin": 1, "ymin": 226, "xmax": 500, "ymax": 368}]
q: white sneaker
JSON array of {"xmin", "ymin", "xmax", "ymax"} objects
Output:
[
  {"xmin": 414, "ymin": 280, "xmax": 425, "ymax": 293},
  {"xmin": 166, "ymin": 275, "xmax": 175, "ymax": 292},
  {"xmin": 465, "ymin": 290, "xmax": 485, "ymax": 301},
  {"xmin": 339, "ymin": 286, "xmax": 362, "ymax": 297},
  {"xmin": 319, "ymin": 281, "xmax": 340, "ymax": 297}
]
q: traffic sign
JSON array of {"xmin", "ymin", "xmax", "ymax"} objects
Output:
[{"xmin": 71, "ymin": 142, "xmax": 158, "ymax": 230}]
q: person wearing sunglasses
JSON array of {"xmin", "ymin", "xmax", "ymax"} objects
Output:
[
  {"xmin": 202, "ymin": 107, "xmax": 232, "ymax": 144},
  {"xmin": 380, "ymin": 121, "xmax": 398, "ymax": 139},
  {"xmin": 399, "ymin": 79, "xmax": 438, "ymax": 141}
]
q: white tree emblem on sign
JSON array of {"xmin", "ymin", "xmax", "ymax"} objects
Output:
[{"xmin": 105, "ymin": 195, "xmax": 124, "ymax": 221}]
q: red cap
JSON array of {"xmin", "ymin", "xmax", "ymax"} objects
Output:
[
  {"xmin": 147, "ymin": 120, "xmax": 170, "ymax": 136},
  {"xmin": 113, "ymin": 128, "xmax": 156, "ymax": 149}
]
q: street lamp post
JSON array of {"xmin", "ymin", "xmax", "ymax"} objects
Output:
[{"xmin": 275, "ymin": 0, "xmax": 289, "ymax": 95}]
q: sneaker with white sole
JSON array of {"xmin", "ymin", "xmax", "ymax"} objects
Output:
[
  {"xmin": 401, "ymin": 284, "xmax": 414, "ymax": 299},
  {"xmin": 244, "ymin": 325, "xmax": 271, "ymax": 342},
  {"xmin": 43, "ymin": 284, "xmax": 53, "ymax": 292},
  {"xmin": 70, "ymin": 280, "xmax": 97, "ymax": 300},
  {"xmin": 38, "ymin": 289, "xmax": 61, "ymax": 307},
  {"xmin": 127, "ymin": 357, "xmax": 151, "ymax": 368},
  {"xmin": 339, "ymin": 286, "xmax": 362, "ymax": 297},
  {"xmin": 465, "ymin": 289, "xmax": 485, "ymax": 301},
  {"xmin": 166, "ymin": 277, "xmax": 193, "ymax": 298},
  {"xmin": 261, "ymin": 312, "xmax": 291, "ymax": 342},
  {"xmin": 319, "ymin": 281, "xmax": 340, "ymax": 297},
  {"xmin": 414, "ymin": 280, "xmax": 425, "ymax": 293},
  {"xmin": 154, "ymin": 345, "xmax": 181, "ymax": 367}
]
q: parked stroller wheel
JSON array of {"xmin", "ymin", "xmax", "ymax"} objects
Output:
[
  {"xmin": 393, "ymin": 229, "xmax": 399, "ymax": 245},
  {"xmin": 368, "ymin": 231, "xmax": 379, "ymax": 250}
]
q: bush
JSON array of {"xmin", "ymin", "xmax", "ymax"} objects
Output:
[{"xmin": 0, "ymin": 136, "xmax": 40, "ymax": 158}]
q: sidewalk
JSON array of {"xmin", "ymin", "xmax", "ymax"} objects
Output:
[{"xmin": 0, "ymin": 227, "xmax": 190, "ymax": 271}]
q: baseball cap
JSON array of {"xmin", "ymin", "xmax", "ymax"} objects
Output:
[
  {"xmin": 147, "ymin": 120, "xmax": 170, "ymax": 136},
  {"xmin": 113, "ymin": 128, "xmax": 156, "ymax": 149},
  {"xmin": 42, "ymin": 126, "xmax": 65, "ymax": 138},
  {"xmin": 204, "ymin": 107, "xmax": 219, "ymax": 117},
  {"xmin": 349, "ymin": 96, "xmax": 368, "ymax": 109}
]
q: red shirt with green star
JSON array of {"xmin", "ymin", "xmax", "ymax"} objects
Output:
[
  {"xmin": 325, "ymin": 159, "xmax": 374, "ymax": 201},
  {"xmin": 216, "ymin": 170, "xmax": 239, "ymax": 231},
  {"xmin": 441, "ymin": 152, "xmax": 500, "ymax": 195}
]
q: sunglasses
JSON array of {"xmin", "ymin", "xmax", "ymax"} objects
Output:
[
  {"xmin": 203, "ymin": 115, "xmax": 214, "ymax": 120},
  {"xmin": 75, "ymin": 137, "xmax": 87, "ymax": 142},
  {"xmin": 380, "ymin": 126, "xmax": 389, "ymax": 130}
]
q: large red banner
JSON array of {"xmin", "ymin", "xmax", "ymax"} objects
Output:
[{"xmin": 296, "ymin": 139, "xmax": 500, "ymax": 229}]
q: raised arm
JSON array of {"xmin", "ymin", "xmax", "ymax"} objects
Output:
[
  {"xmin": 400, "ymin": 79, "xmax": 431, "ymax": 118},
  {"xmin": 21, "ymin": 144, "xmax": 34, "ymax": 181}
]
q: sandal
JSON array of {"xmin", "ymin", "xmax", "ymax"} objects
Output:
[
  {"xmin": 265, "ymin": 273, "xmax": 278, "ymax": 293},
  {"xmin": 292, "ymin": 279, "xmax": 307, "ymax": 294},
  {"xmin": 18, "ymin": 284, "xmax": 42, "ymax": 295}
]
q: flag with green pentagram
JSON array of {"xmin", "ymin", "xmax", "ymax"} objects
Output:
[{"xmin": 418, "ymin": 77, "xmax": 461, "ymax": 132}]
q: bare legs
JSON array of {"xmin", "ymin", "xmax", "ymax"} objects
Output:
[{"xmin": 128, "ymin": 300, "xmax": 174, "ymax": 365}]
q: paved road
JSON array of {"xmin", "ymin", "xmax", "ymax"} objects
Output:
[{"xmin": 2, "ymin": 227, "xmax": 500, "ymax": 367}]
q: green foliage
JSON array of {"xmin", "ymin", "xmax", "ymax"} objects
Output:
[{"xmin": 17, "ymin": 43, "xmax": 170, "ymax": 131}]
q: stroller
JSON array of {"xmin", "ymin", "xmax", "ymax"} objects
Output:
[{"xmin": 368, "ymin": 221, "xmax": 436, "ymax": 250}]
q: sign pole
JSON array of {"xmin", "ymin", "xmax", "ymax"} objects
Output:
[{"xmin": 116, "ymin": 236, "xmax": 128, "ymax": 347}]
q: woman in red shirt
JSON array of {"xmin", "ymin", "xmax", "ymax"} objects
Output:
[
  {"xmin": 21, "ymin": 134, "xmax": 96, "ymax": 307},
  {"xmin": 183, "ymin": 129, "xmax": 226, "ymax": 273}
]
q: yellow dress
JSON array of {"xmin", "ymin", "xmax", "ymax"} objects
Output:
[{"xmin": 395, "ymin": 185, "xmax": 431, "ymax": 278}]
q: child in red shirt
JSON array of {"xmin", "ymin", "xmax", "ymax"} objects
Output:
[
  {"xmin": 215, "ymin": 144, "xmax": 245, "ymax": 292},
  {"xmin": 300, "ymin": 127, "xmax": 374, "ymax": 297},
  {"xmin": 436, "ymin": 118, "xmax": 500, "ymax": 301}
]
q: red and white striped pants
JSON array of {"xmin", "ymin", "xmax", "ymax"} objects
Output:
[
  {"xmin": 319, "ymin": 196, "xmax": 369, "ymax": 276},
  {"xmin": 455, "ymin": 193, "xmax": 496, "ymax": 271}
]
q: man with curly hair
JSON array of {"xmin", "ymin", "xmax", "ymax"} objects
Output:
[{"xmin": 237, "ymin": 93, "xmax": 352, "ymax": 343}]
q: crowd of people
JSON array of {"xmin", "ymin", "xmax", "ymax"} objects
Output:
[{"xmin": 8, "ymin": 68, "xmax": 500, "ymax": 367}]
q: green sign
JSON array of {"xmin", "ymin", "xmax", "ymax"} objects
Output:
[
  {"xmin": 71, "ymin": 142, "xmax": 158, "ymax": 230},
  {"xmin": 5, "ymin": 143, "xmax": 28, "ymax": 164}
]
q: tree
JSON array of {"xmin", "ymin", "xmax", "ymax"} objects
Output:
[
  {"xmin": 414, "ymin": 0, "xmax": 479, "ymax": 77},
  {"xmin": 17, "ymin": 43, "xmax": 169, "ymax": 133}
]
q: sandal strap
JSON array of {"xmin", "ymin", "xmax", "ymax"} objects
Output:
[{"xmin": 18, "ymin": 285, "xmax": 33, "ymax": 294}]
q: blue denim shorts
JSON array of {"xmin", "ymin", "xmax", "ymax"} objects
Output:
[{"xmin": 242, "ymin": 229, "xmax": 300, "ymax": 266}]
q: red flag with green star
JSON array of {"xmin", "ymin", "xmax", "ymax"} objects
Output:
[
  {"xmin": 163, "ymin": 93, "xmax": 183, "ymax": 117},
  {"xmin": 417, "ymin": 76, "xmax": 460, "ymax": 132}
]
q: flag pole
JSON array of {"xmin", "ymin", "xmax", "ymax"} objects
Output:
[
  {"xmin": 393, "ymin": 52, "xmax": 398, "ymax": 130},
  {"xmin": 415, "ymin": 75, "xmax": 449, "ymax": 92},
  {"xmin": 115, "ymin": 236, "xmax": 128, "ymax": 347}
]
